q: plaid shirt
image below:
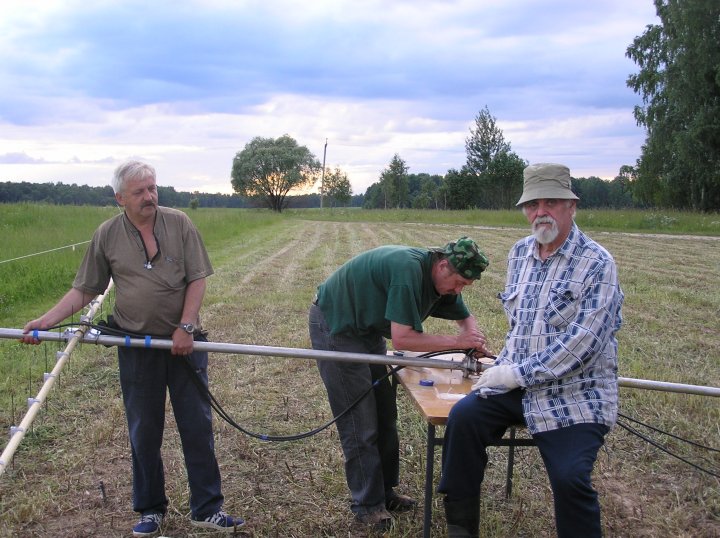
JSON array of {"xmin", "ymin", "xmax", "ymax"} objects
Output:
[{"xmin": 496, "ymin": 223, "xmax": 624, "ymax": 434}]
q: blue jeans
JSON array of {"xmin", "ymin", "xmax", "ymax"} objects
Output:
[
  {"xmin": 308, "ymin": 304, "xmax": 399, "ymax": 516},
  {"xmin": 118, "ymin": 334, "xmax": 224, "ymax": 519},
  {"xmin": 439, "ymin": 389, "xmax": 608, "ymax": 538}
]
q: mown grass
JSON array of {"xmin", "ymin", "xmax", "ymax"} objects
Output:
[
  {"xmin": 289, "ymin": 207, "xmax": 720, "ymax": 235},
  {"xmin": 0, "ymin": 205, "xmax": 718, "ymax": 537}
]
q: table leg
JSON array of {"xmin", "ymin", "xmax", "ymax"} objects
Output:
[{"xmin": 423, "ymin": 423, "xmax": 435, "ymax": 538}]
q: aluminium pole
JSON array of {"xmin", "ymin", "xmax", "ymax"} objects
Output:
[
  {"xmin": 0, "ymin": 328, "xmax": 477, "ymax": 372},
  {"xmin": 1, "ymin": 327, "xmax": 719, "ymax": 398}
]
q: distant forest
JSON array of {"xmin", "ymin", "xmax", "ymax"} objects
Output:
[{"xmin": 0, "ymin": 181, "xmax": 365, "ymax": 209}]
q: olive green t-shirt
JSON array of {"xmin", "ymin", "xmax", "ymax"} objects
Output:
[
  {"xmin": 316, "ymin": 245, "xmax": 470, "ymax": 342},
  {"xmin": 73, "ymin": 206, "xmax": 213, "ymax": 336}
]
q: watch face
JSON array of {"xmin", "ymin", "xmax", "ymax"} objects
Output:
[{"xmin": 183, "ymin": 323, "xmax": 194, "ymax": 333}]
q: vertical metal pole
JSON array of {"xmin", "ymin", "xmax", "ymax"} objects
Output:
[
  {"xmin": 320, "ymin": 138, "xmax": 327, "ymax": 209},
  {"xmin": 423, "ymin": 423, "xmax": 435, "ymax": 538}
]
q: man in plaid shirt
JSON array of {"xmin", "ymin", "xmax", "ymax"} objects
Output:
[{"xmin": 438, "ymin": 163, "xmax": 624, "ymax": 538}]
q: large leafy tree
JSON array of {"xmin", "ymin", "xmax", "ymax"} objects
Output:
[
  {"xmin": 465, "ymin": 106, "xmax": 512, "ymax": 176},
  {"xmin": 231, "ymin": 135, "xmax": 321, "ymax": 212},
  {"xmin": 626, "ymin": 0, "xmax": 720, "ymax": 210}
]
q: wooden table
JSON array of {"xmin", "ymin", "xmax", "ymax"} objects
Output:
[{"xmin": 392, "ymin": 355, "xmax": 535, "ymax": 538}]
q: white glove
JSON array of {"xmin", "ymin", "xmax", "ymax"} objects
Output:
[{"xmin": 471, "ymin": 365, "xmax": 521, "ymax": 392}]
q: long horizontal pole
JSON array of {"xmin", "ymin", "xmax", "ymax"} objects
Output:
[
  {"xmin": 0, "ymin": 328, "xmax": 474, "ymax": 371},
  {"xmin": 1, "ymin": 327, "xmax": 719, "ymax": 397}
]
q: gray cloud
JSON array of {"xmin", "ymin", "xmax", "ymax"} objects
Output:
[{"xmin": 0, "ymin": 0, "xmax": 658, "ymax": 191}]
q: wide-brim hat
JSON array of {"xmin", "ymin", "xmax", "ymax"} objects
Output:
[
  {"xmin": 431, "ymin": 236, "xmax": 489, "ymax": 280},
  {"xmin": 516, "ymin": 163, "xmax": 580, "ymax": 206}
]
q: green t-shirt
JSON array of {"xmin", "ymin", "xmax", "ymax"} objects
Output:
[{"xmin": 316, "ymin": 245, "xmax": 470, "ymax": 341}]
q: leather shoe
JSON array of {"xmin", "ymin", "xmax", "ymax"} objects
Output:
[
  {"xmin": 385, "ymin": 490, "xmax": 418, "ymax": 512},
  {"xmin": 355, "ymin": 508, "xmax": 392, "ymax": 531}
]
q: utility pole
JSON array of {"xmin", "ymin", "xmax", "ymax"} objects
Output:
[{"xmin": 320, "ymin": 138, "xmax": 327, "ymax": 209}]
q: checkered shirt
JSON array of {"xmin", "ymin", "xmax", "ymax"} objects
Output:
[{"xmin": 496, "ymin": 224, "xmax": 624, "ymax": 434}]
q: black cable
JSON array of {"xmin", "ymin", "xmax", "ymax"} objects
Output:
[
  {"xmin": 44, "ymin": 322, "xmax": 720, "ymax": 475},
  {"xmin": 619, "ymin": 412, "xmax": 720, "ymax": 453},
  {"xmin": 616, "ymin": 418, "xmax": 720, "ymax": 478},
  {"xmin": 186, "ymin": 358, "xmax": 405, "ymax": 442},
  {"xmin": 187, "ymin": 348, "xmax": 480, "ymax": 442}
]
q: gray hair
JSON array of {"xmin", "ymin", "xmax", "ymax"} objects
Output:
[{"xmin": 112, "ymin": 161, "xmax": 156, "ymax": 194}]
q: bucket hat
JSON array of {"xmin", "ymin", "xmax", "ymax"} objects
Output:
[{"xmin": 516, "ymin": 163, "xmax": 579, "ymax": 206}]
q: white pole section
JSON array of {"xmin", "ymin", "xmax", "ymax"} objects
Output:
[{"xmin": 0, "ymin": 281, "xmax": 114, "ymax": 477}]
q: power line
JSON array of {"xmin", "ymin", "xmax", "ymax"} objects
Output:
[{"xmin": 0, "ymin": 241, "xmax": 91, "ymax": 265}]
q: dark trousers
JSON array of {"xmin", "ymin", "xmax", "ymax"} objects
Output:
[
  {"xmin": 439, "ymin": 389, "xmax": 608, "ymax": 538},
  {"xmin": 118, "ymin": 336, "xmax": 224, "ymax": 519},
  {"xmin": 309, "ymin": 304, "xmax": 400, "ymax": 515}
]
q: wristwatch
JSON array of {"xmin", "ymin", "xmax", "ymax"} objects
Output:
[{"xmin": 179, "ymin": 322, "xmax": 195, "ymax": 334}]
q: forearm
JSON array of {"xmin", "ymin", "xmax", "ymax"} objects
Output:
[
  {"xmin": 32, "ymin": 288, "xmax": 95, "ymax": 329},
  {"xmin": 180, "ymin": 278, "xmax": 206, "ymax": 324},
  {"xmin": 391, "ymin": 331, "xmax": 466, "ymax": 353},
  {"xmin": 22, "ymin": 288, "xmax": 96, "ymax": 343},
  {"xmin": 390, "ymin": 318, "xmax": 487, "ymax": 353},
  {"xmin": 170, "ymin": 278, "xmax": 206, "ymax": 355}
]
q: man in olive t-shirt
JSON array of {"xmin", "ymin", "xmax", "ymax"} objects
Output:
[
  {"xmin": 308, "ymin": 237, "xmax": 490, "ymax": 531},
  {"xmin": 22, "ymin": 161, "xmax": 243, "ymax": 537}
]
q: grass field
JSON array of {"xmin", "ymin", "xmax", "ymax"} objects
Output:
[{"xmin": 0, "ymin": 204, "xmax": 719, "ymax": 537}]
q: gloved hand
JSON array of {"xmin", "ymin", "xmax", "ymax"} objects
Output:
[{"xmin": 471, "ymin": 364, "xmax": 521, "ymax": 392}]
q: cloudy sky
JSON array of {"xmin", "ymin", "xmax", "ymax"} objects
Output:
[{"xmin": 0, "ymin": 0, "xmax": 658, "ymax": 195}]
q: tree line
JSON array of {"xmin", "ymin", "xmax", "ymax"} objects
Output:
[{"xmin": 0, "ymin": 181, "xmax": 366, "ymax": 209}]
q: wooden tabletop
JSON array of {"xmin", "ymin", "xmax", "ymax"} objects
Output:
[{"xmin": 392, "ymin": 352, "xmax": 489, "ymax": 426}]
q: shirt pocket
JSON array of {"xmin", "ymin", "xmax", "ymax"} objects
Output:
[
  {"xmin": 543, "ymin": 284, "xmax": 581, "ymax": 329},
  {"xmin": 156, "ymin": 252, "xmax": 187, "ymax": 290},
  {"xmin": 499, "ymin": 288, "xmax": 520, "ymax": 329}
]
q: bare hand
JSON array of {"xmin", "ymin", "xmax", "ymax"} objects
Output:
[
  {"xmin": 20, "ymin": 319, "xmax": 45, "ymax": 345},
  {"xmin": 171, "ymin": 329, "xmax": 195, "ymax": 356},
  {"xmin": 456, "ymin": 328, "xmax": 490, "ymax": 355}
]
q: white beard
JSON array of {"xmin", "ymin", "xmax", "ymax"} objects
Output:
[{"xmin": 532, "ymin": 217, "xmax": 559, "ymax": 245}]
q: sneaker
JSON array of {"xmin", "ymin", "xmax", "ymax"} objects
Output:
[
  {"xmin": 132, "ymin": 513, "xmax": 163, "ymax": 537},
  {"xmin": 385, "ymin": 489, "xmax": 417, "ymax": 512},
  {"xmin": 355, "ymin": 508, "xmax": 392, "ymax": 532},
  {"xmin": 191, "ymin": 510, "xmax": 245, "ymax": 532}
]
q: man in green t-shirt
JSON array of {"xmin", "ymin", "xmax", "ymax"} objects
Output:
[{"xmin": 308, "ymin": 237, "xmax": 490, "ymax": 531}]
